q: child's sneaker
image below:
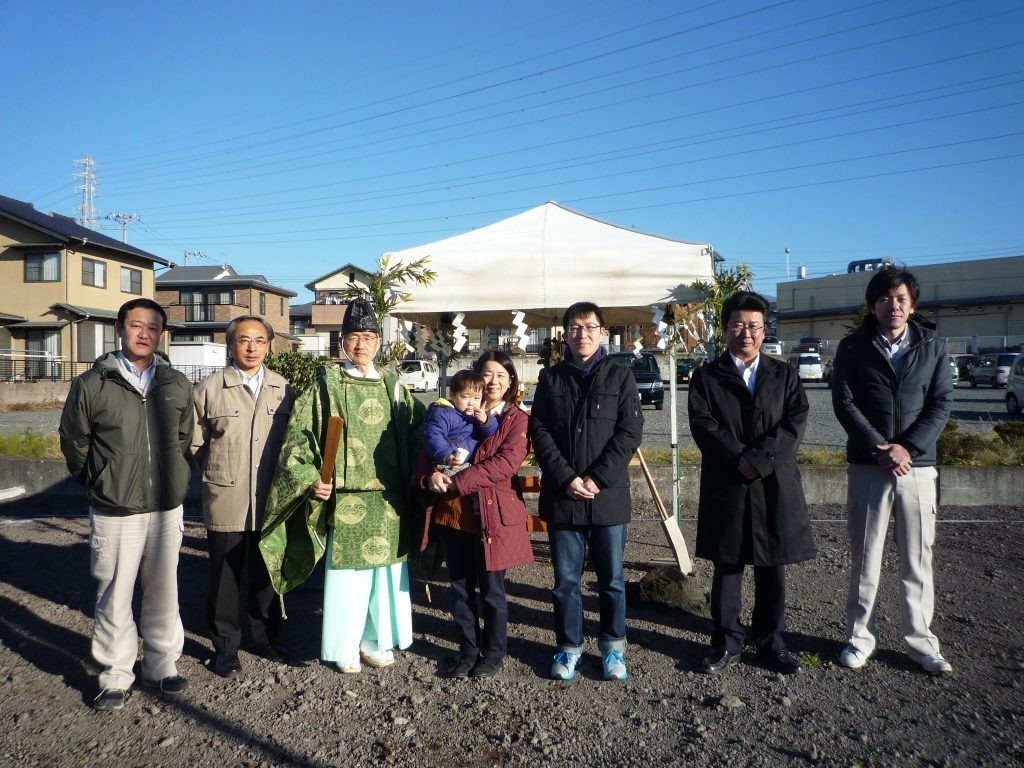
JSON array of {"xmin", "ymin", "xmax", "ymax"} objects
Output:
[
  {"xmin": 602, "ymin": 649, "xmax": 628, "ymax": 680},
  {"xmin": 550, "ymin": 650, "xmax": 580, "ymax": 681}
]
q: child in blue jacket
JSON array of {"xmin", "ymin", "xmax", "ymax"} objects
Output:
[{"xmin": 421, "ymin": 370, "xmax": 498, "ymax": 475}]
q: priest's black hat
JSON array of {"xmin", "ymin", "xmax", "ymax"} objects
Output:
[{"xmin": 342, "ymin": 296, "xmax": 380, "ymax": 334}]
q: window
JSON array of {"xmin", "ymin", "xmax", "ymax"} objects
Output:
[
  {"xmin": 259, "ymin": 292, "xmax": 266, "ymax": 315},
  {"xmin": 120, "ymin": 266, "xmax": 142, "ymax": 294},
  {"xmin": 172, "ymin": 332, "xmax": 214, "ymax": 343},
  {"xmin": 280, "ymin": 297, "xmax": 284, "ymax": 315},
  {"xmin": 82, "ymin": 258, "xmax": 107, "ymax": 288},
  {"xmin": 26, "ymin": 329, "xmax": 61, "ymax": 379},
  {"xmin": 181, "ymin": 290, "xmax": 231, "ymax": 321},
  {"xmin": 77, "ymin": 321, "xmax": 116, "ymax": 362},
  {"xmin": 25, "ymin": 253, "xmax": 60, "ymax": 282}
]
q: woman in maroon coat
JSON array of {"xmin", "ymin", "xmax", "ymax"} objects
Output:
[{"xmin": 417, "ymin": 350, "xmax": 533, "ymax": 679}]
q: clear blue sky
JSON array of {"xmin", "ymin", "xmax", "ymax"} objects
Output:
[{"xmin": 4, "ymin": 0, "xmax": 1022, "ymax": 302}]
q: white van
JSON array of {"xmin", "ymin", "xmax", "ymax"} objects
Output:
[
  {"xmin": 397, "ymin": 359, "xmax": 439, "ymax": 392},
  {"xmin": 1006, "ymin": 352, "xmax": 1024, "ymax": 414},
  {"xmin": 789, "ymin": 352, "xmax": 822, "ymax": 383}
]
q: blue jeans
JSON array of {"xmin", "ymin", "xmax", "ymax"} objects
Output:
[{"xmin": 549, "ymin": 523, "xmax": 627, "ymax": 654}]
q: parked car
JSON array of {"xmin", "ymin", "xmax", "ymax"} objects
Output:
[
  {"xmin": 797, "ymin": 336, "xmax": 822, "ymax": 352},
  {"xmin": 967, "ymin": 353, "xmax": 1016, "ymax": 388},
  {"xmin": 1006, "ymin": 352, "xmax": 1024, "ymax": 414},
  {"xmin": 788, "ymin": 351, "xmax": 823, "ymax": 383},
  {"xmin": 676, "ymin": 357, "xmax": 698, "ymax": 384},
  {"xmin": 608, "ymin": 351, "xmax": 664, "ymax": 410},
  {"xmin": 761, "ymin": 336, "xmax": 783, "ymax": 356},
  {"xmin": 397, "ymin": 359, "xmax": 439, "ymax": 392},
  {"xmin": 948, "ymin": 355, "xmax": 958, "ymax": 387},
  {"xmin": 951, "ymin": 354, "xmax": 979, "ymax": 380}
]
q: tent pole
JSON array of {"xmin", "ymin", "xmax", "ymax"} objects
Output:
[{"xmin": 668, "ymin": 343, "xmax": 679, "ymax": 523}]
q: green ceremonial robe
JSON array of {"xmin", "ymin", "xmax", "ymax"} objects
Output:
[{"xmin": 260, "ymin": 364, "xmax": 424, "ymax": 594}]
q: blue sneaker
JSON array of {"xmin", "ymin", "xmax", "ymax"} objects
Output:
[
  {"xmin": 550, "ymin": 651, "xmax": 580, "ymax": 681},
  {"xmin": 603, "ymin": 649, "xmax": 628, "ymax": 680}
]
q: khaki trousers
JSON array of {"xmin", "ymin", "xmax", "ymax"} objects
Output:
[
  {"xmin": 89, "ymin": 506, "xmax": 185, "ymax": 690},
  {"xmin": 845, "ymin": 465, "xmax": 942, "ymax": 661}
]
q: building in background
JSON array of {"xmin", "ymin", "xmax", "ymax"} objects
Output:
[
  {"xmin": 0, "ymin": 194, "xmax": 173, "ymax": 381},
  {"xmin": 775, "ymin": 255, "xmax": 1024, "ymax": 356},
  {"xmin": 297, "ymin": 263, "xmax": 378, "ymax": 358},
  {"xmin": 155, "ymin": 265, "xmax": 298, "ymax": 354}
]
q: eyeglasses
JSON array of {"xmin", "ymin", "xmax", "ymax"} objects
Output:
[
  {"xmin": 566, "ymin": 323, "xmax": 603, "ymax": 336},
  {"xmin": 726, "ymin": 323, "xmax": 764, "ymax": 335},
  {"xmin": 236, "ymin": 337, "xmax": 269, "ymax": 347}
]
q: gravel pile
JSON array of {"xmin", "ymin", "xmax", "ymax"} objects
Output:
[{"xmin": 1, "ymin": 500, "xmax": 1021, "ymax": 767}]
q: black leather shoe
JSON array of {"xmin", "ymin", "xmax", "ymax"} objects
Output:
[
  {"xmin": 92, "ymin": 688, "xmax": 126, "ymax": 711},
  {"xmin": 761, "ymin": 649, "xmax": 803, "ymax": 675},
  {"xmin": 214, "ymin": 653, "xmax": 242, "ymax": 679},
  {"xmin": 470, "ymin": 657, "xmax": 503, "ymax": 679},
  {"xmin": 249, "ymin": 643, "xmax": 285, "ymax": 663},
  {"xmin": 142, "ymin": 675, "xmax": 189, "ymax": 696},
  {"xmin": 702, "ymin": 649, "xmax": 741, "ymax": 674},
  {"xmin": 249, "ymin": 643, "xmax": 305, "ymax": 667},
  {"xmin": 448, "ymin": 655, "xmax": 478, "ymax": 679}
]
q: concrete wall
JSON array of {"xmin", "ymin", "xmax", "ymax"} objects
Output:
[
  {"xmin": 1, "ymin": 458, "xmax": 1019, "ymax": 510},
  {"xmin": 0, "ymin": 381, "xmax": 68, "ymax": 407}
]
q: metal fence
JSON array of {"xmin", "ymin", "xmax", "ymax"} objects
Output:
[{"xmin": 0, "ymin": 353, "xmax": 222, "ymax": 385}]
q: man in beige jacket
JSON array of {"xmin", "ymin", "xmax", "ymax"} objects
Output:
[{"xmin": 192, "ymin": 316, "xmax": 295, "ymax": 677}]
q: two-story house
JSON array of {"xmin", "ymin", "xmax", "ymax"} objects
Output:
[
  {"xmin": 0, "ymin": 194, "xmax": 173, "ymax": 380},
  {"xmin": 294, "ymin": 263, "xmax": 374, "ymax": 358},
  {"xmin": 155, "ymin": 264, "xmax": 298, "ymax": 353}
]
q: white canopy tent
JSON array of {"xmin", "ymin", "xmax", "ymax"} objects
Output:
[
  {"xmin": 387, "ymin": 202, "xmax": 714, "ymax": 554},
  {"xmin": 388, "ymin": 201, "xmax": 714, "ymax": 329}
]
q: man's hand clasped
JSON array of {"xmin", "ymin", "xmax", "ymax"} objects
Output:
[
  {"xmin": 565, "ymin": 476, "xmax": 599, "ymax": 500},
  {"xmin": 876, "ymin": 443, "xmax": 913, "ymax": 477}
]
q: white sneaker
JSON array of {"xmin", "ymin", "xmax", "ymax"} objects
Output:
[
  {"xmin": 838, "ymin": 646, "xmax": 870, "ymax": 669},
  {"xmin": 550, "ymin": 650, "xmax": 581, "ymax": 681},
  {"xmin": 915, "ymin": 653, "xmax": 952, "ymax": 675},
  {"xmin": 602, "ymin": 650, "xmax": 628, "ymax": 681},
  {"xmin": 360, "ymin": 648, "xmax": 395, "ymax": 669}
]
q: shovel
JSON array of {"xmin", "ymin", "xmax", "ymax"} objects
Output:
[{"xmin": 636, "ymin": 449, "xmax": 693, "ymax": 575}]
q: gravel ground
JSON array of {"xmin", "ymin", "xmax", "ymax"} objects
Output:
[
  {"xmin": 0, "ymin": 385, "xmax": 1017, "ymax": 452},
  {"xmin": 1, "ymin": 495, "xmax": 1022, "ymax": 768}
]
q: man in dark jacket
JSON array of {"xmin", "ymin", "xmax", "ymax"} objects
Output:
[
  {"xmin": 60, "ymin": 298, "xmax": 194, "ymax": 711},
  {"xmin": 530, "ymin": 301, "xmax": 644, "ymax": 681},
  {"xmin": 832, "ymin": 266, "xmax": 953, "ymax": 675},
  {"xmin": 688, "ymin": 291, "xmax": 815, "ymax": 676}
]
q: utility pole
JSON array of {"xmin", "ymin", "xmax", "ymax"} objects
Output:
[
  {"xmin": 74, "ymin": 155, "xmax": 100, "ymax": 229},
  {"xmin": 106, "ymin": 213, "xmax": 139, "ymax": 243},
  {"xmin": 183, "ymin": 250, "xmax": 206, "ymax": 265}
]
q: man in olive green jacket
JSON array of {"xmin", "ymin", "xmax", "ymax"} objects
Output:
[
  {"xmin": 192, "ymin": 316, "xmax": 294, "ymax": 678},
  {"xmin": 60, "ymin": 298, "xmax": 194, "ymax": 712}
]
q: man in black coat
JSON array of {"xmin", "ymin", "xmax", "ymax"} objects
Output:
[
  {"xmin": 530, "ymin": 301, "xmax": 644, "ymax": 682},
  {"xmin": 688, "ymin": 291, "xmax": 815, "ymax": 675},
  {"xmin": 832, "ymin": 266, "xmax": 953, "ymax": 675}
]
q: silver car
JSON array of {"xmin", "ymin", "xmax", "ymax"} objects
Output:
[{"xmin": 968, "ymin": 353, "xmax": 1016, "ymax": 388}]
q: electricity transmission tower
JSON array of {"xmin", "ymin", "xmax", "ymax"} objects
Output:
[{"xmin": 74, "ymin": 155, "xmax": 100, "ymax": 229}]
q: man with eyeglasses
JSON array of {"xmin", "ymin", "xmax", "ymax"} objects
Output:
[
  {"xmin": 192, "ymin": 315, "xmax": 295, "ymax": 677},
  {"xmin": 530, "ymin": 301, "xmax": 644, "ymax": 681},
  {"xmin": 688, "ymin": 291, "xmax": 815, "ymax": 676}
]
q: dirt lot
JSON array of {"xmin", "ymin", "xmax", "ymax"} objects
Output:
[{"xmin": 1, "ymin": 498, "xmax": 1022, "ymax": 768}]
